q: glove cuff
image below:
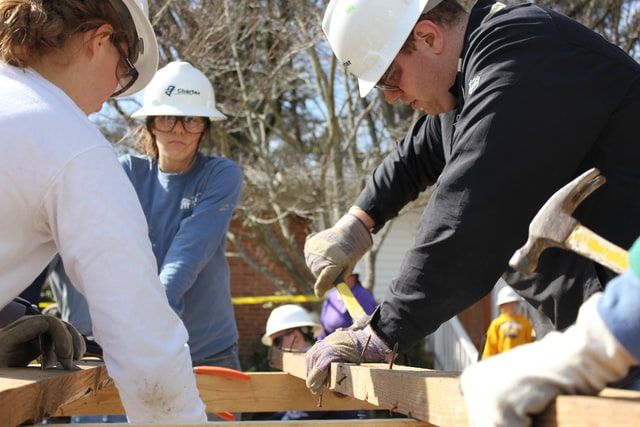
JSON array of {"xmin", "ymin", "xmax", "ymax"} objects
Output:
[
  {"xmin": 335, "ymin": 213, "xmax": 373, "ymax": 260},
  {"xmin": 629, "ymin": 237, "xmax": 640, "ymax": 280}
]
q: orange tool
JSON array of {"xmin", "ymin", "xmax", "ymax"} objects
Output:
[{"xmin": 193, "ymin": 366, "xmax": 251, "ymax": 420}]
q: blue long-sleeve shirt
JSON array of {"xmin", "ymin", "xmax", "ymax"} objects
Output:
[{"xmin": 120, "ymin": 153, "xmax": 242, "ymax": 361}]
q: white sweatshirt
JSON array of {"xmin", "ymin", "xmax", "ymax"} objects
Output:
[{"xmin": 0, "ymin": 64, "xmax": 206, "ymax": 423}]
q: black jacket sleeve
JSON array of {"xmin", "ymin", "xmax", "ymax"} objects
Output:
[{"xmin": 355, "ymin": 113, "xmax": 446, "ymax": 232}]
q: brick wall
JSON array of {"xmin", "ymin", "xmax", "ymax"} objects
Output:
[{"xmin": 227, "ymin": 215, "xmax": 312, "ymax": 369}]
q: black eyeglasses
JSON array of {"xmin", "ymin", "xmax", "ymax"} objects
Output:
[
  {"xmin": 110, "ymin": 34, "xmax": 139, "ymax": 97},
  {"xmin": 374, "ymin": 60, "xmax": 401, "ymax": 92},
  {"xmin": 152, "ymin": 116, "xmax": 208, "ymax": 134},
  {"xmin": 272, "ymin": 330, "xmax": 296, "ymax": 349}
]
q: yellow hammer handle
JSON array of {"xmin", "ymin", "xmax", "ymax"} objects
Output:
[
  {"xmin": 336, "ymin": 282, "xmax": 367, "ymax": 320},
  {"xmin": 567, "ymin": 224, "xmax": 629, "ymax": 274}
]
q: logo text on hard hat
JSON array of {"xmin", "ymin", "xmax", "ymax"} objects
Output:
[{"xmin": 164, "ymin": 85, "xmax": 201, "ymax": 97}]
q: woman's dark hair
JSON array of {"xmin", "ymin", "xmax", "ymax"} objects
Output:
[{"xmin": 0, "ymin": 0, "xmax": 133, "ymax": 67}]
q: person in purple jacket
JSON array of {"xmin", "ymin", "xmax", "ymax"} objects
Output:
[{"xmin": 319, "ymin": 265, "xmax": 377, "ymax": 339}]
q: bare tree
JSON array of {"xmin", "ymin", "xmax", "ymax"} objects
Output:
[{"xmin": 101, "ymin": 0, "xmax": 639, "ymax": 295}]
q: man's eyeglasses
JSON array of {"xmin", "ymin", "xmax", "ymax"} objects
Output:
[
  {"xmin": 152, "ymin": 116, "xmax": 208, "ymax": 134},
  {"xmin": 374, "ymin": 60, "xmax": 401, "ymax": 92},
  {"xmin": 110, "ymin": 34, "xmax": 139, "ymax": 97}
]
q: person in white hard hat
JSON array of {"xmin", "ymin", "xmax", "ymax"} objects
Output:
[
  {"xmin": 263, "ymin": 305, "xmax": 364, "ymax": 421},
  {"xmin": 263, "ymin": 304, "xmax": 322, "ymax": 351},
  {"xmin": 480, "ymin": 286, "xmax": 534, "ymax": 360},
  {"xmin": 304, "ymin": 0, "xmax": 640, "ymax": 421},
  {"xmin": 0, "ymin": 0, "xmax": 206, "ymax": 423},
  {"xmin": 50, "ymin": 61, "xmax": 243, "ymax": 371}
]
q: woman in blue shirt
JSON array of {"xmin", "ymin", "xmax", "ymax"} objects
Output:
[
  {"xmin": 51, "ymin": 61, "xmax": 243, "ymax": 371},
  {"xmin": 124, "ymin": 60, "xmax": 243, "ymax": 368}
]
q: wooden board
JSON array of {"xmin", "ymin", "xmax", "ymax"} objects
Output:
[
  {"xmin": 42, "ymin": 420, "xmax": 431, "ymax": 427},
  {"xmin": 270, "ymin": 348, "xmax": 640, "ymax": 426},
  {"xmin": 0, "ymin": 361, "xmax": 110, "ymax": 426},
  {"xmin": 55, "ymin": 371, "xmax": 377, "ymax": 416}
]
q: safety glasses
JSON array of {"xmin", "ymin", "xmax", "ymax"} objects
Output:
[
  {"xmin": 152, "ymin": 116, "xmax": 208, "ymax": 133},
  {"xmin": 110, "ymin": 34, "xmax": 139, "ymax": 97},
  {"xmin": 375, "ymin": 60, "xmax": 401, "ymax": 92}
]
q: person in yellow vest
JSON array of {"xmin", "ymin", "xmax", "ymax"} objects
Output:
[{"xmin": 481, "ymin": 286, "xmax": 534, "ymax": 359}]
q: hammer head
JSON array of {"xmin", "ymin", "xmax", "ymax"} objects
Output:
[{"xmin": 509, "ymin": 168, "xmax": 606, "ymax": 274}]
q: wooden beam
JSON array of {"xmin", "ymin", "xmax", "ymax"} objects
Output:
[
  {"xmin": 55, "ymin": 372, "xmax": 377, "ymax": 416},
  {"xmin": 270, "ymin": 348, "xmax": 640, "ymax": 426},
  {"xmin": 44, "ymin": 420, "xmax": 431, "ymax": 427},
  {"xmin": 0, "ymin": 361, "xmax": 110, "ymax": 426}
]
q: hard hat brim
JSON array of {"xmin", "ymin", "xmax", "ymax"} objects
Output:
[
  {"xmin": 116, "ymin": 0, "xmax": 159, "ymax": 98},
  {"xmin": 131, "ymin": 104, "xmax": 227, "ymax": 121}
]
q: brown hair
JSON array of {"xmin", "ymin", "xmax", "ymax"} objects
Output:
[
  {"xmin": 400, "ymin": 0, "xmax": 468, "ymax": 54},
  {"xmin": 137, "ymin": 116, "xmax": 212, "ymax": 160},
  {"xmin": 0, "ymin": 0, "xmax": 132, "ymax": 68}
]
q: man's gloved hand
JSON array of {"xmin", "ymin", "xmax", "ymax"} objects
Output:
[
  {"xmin": 305, "ymin": 213, "xmax": 373, "ymax": 297},
  {"xmin": 459, "ymin": 292, "xmax": 638, "ymax": 427},
  {"xmin": 0, "ymin": 315, "xmax": 86, "ymax": 369},
  {"xmin": 305, "ymin": 325, "xmax": 390, "ymax": 394}
]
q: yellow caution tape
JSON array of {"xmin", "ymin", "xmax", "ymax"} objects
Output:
[{"xmin": 38, "ymin": 294, "xmax": 321, "ymax": 311}]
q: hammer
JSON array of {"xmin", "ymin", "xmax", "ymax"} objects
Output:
[{"xmin": 509, "ymin": 168, "xmax": 629, "ymax": 275}]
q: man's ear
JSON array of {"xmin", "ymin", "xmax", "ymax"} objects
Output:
[{"xmin": 413, "ymin": 20, "xmax": 444, "ymax": 53}]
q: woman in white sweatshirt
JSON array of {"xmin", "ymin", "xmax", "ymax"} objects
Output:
[{"xmin": 0, "ymin": 0, "xmax": 206, "ymax": 423}]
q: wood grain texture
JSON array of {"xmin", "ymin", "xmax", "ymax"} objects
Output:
[
  {"xmin": 56, "ymin": 371, "xmax": 376, "ymax": 415},
  {"xmin": 270, "ymin": 348, "xmax": 640, "ymax": 426},
  {"xmin": 0, "ymin": 361, "xmax": 110, "ymax": 426}
]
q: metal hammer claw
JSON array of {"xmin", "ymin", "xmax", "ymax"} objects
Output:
[{"xmin": 510, "ymin": 168, "xmax": 629, "ymax": 275}]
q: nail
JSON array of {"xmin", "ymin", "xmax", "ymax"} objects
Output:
[
  {"xmin": 357, "ymin": 334, "xmax": 371, "ymax": 365},
  {"xmin": 388, "ymin": 342, "xmax": 399, "ymax": 370}
]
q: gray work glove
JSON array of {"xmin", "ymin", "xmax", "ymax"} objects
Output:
[
  {"xmin": 0, "ymin": 315, "xmax": 86, "ymax": 369},
  {"xmin": 460, "ymin": 292, "xmax": 638, "ymax": 427},
  {"xmin": 304, "ymin": 213, "xmax": 373, "ymax": 297},
  {"xmin": 305, "ymin": 325, "xmax": 390, "ymax": 394}
]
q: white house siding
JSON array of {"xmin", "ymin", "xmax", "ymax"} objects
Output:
[{"xmin": 370, "ymin": 210, "xmax": 422, "ymax": 302}]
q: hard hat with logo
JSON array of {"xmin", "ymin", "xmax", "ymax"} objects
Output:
[
  {"xmin": 110, "ymin": 0, "xmax": 159, "ymax": 97},
  {"xmin": 496, "ymin": 286, "xmax": 522, "ymax": 306},
  {"xmin": 131, "ymin": 61, "xmax": 226, "ymax": 120},
  {"xmin": 322, "ymin": 0, "xmax": 444, "ymax": 97},
  {"xmin": 261, "ymin": 305, "xmax": 322, "ymax": 346}
]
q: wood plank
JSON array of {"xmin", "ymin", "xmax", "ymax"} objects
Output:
[
  {"xmin": 39, "ymin": 420, "xmax": 431, "ymax": 427},
  {"xmin": 55, "ymin": 372, "xmax": 377, "ymax": 416},
  {"xmin": 270, "ymin": 348, "xmax": 640, "ymax": 426},
  {"xmin": 0, "ymin": 361, "xmax": 110, "ymax": 426}
]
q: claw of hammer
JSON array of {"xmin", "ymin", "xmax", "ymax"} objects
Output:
[{"xmin": 510, "ymin": 168, "xmax": 629, "ymax": 275}]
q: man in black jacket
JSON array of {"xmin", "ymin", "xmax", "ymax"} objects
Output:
[{"xmin": 305, "ymin": 0, "xmax": 640, "ymax": 408}]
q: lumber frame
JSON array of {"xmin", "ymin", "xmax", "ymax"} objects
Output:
[
  {"xmin": 269, "ymin": 348, "xmax": 640, "ymax": 426},
  {"xmin": 55, "ymin": 371, "xmax": 377, "ymax": 416}
]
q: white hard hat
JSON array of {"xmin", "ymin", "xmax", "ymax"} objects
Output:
[
  {"xmin": 322, "ymin": 0, "xmax": 444, "ymax": 97},
  {"xmin": 496, "ymin": 286, "xmax": 522, "ymax": 306},
  {"xmin": 262, "ymin": 305, "xmax": 322, "ymax": 346},
  {"xmin": 131, "ymin": 61, "xmax": 226, "ymax": 120},
  {"xmin": 111, "ymin": 0, "xmax": 159, "ymax": 97}
]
